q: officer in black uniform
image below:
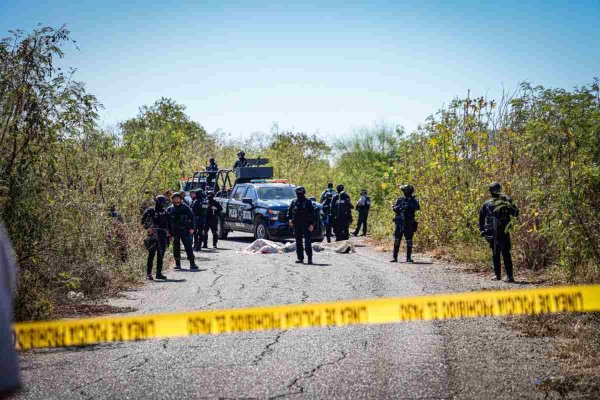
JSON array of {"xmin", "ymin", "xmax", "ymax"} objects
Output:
[
  {"xmin": 288, "ymin": 186, "xmax": 316, "ymax": 264},
  {"xmin": 321, "ymin": 191, "xmax": 334, "ymax": 243},
  {"xmin": 320, "ymin": 183, "xmax": 336, "ymax": 203},
  {"xmin": 191, "ymin": 189, "xmax": 207, "ymax": 251},
  {"xmin": 233, "ymin": 151, "xmax": 248, "ymax": 168},
  {"xmin": 203, "ymin": 190, "xmax": 223, "ymax": 249},
  {"xmin": 167, "ymin": 192, "xmax": 198, "ymax": 270},
  {"xmin": 206, "ymin": 158, "xmax": 219, "ymax": 190},
  {"xmin": 353, "ymin": 189, "xmax": 371, "ymax": 236},
  {"xmin": 331, "ymin": 184, "xmax": 353, "ymax": 241},
  {"xmin": 391, "ymin": 184, "xmax": 420, "ymax": 263},
  {"xmin": 141, "ymin": 195, "xmax": 169, "ymax": 280},
  {"xmin": 479, "ymin": 182, "xmax": 519, "ymax": 282}
]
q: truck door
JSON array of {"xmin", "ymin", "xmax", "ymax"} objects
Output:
[
  {"xmin": 241, "ymin": 186, "xmax": 257, "ymax": 230},
  {"xmin": 227, "ymin": 186, "xmax": 247, "ymax": 229}
]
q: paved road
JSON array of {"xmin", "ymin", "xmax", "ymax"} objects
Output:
[{"xmin": 15, "ymin": 234, "xmax": 560, "ymax": 399}]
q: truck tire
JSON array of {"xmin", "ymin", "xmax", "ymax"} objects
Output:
[
  {"xmin": 254, "ymin": 220, "xmax": 269, "ymax": 240},
  {"xmin": 218, "ymin": 217, "xmax": 229, "ymax": 239}
]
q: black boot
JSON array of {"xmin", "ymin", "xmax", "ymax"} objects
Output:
[
  {"xmin": 174, "ymin": 261, "xmax": 181, "ymax": 270},
  {"xmin": 391, "ymin": 239, "xmax": 400, "ymax": 262},
  {"xmin": 406, "ymin": 246, "xmax": 414, "ymax": 263}
]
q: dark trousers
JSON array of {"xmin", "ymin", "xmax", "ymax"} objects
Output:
[
  {"xmin": 335, "ymin": 218, "xmax": 350, "ymax": 241},
  {"xmin": 294, "ymin": 226, "xmax": 313, "ymax": 261},
  {"xmin": 489, "ymin": 238, "xmax": 514, "ymax": 279},
  {"xmin": 203, "ymin": 218, "xmax": 218, "ymax": 247},
  {"xmin": 173, "ymin": 231, "xmax": 195, "ymax": 265},
  {"xmin": 147, "ymin": 233, "xmax": 167, "ymax": 275},
  {"xmin": 393, "ymin": 224, "xmax": 415, "ymax": 260},
  {"xmin": 353, "ymin": 211, "xmax": 369, "ymax": 235},
  {"xmin": 194, "ymin": 216, "xmax": 206, "ymax": 249}
]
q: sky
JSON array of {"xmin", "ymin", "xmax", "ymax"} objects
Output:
[{"xmin": 1, "ymin": 0, "xmax": 598, "ymax": 139}]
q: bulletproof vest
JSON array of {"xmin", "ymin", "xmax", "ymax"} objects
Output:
[
  {"xmin": 291, "ymin": 198, "xmax": 312, "ymax": 224},
  {"xmin": 335, "ymin": 192, "xmax": 351, "ymax": 217}
]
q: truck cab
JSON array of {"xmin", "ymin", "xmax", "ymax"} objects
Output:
[{"xmin": 206, "ymin": 166, "xmax": 323, "ymax": 241}]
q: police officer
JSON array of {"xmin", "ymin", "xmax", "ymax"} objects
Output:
[
  {"xmin": 206, "ymin": 157, "xmax": 219, "ymax": 190},
  {"xmin": 479, "ymin": 182, "xmax": 519, "ymax": 282},
  {"xmin": 233, "ymin": 151, "xmax": 248, "ymax": 168},
  {"xmin": 203, "ymin": 190, "xmax": 223, "ymax": 249},
  {"xmin": 141, "ymin": 195, "xmax": 170, "ymax": 280},
  {"xmin": 181, "ymin": 190, "xmax": 192, "ymax": 206},
  {"xmin": 353, "ymin": 189, "xmax": 371, "ymax": 236},
  {"xmin": 288, "ymin": 186, "xmax": 316, "ymax": 264},
  {"xmin": 167, "ymin": 192, "xmax": 198, "ymax": 270},
  {"xmin": 320, "ymin": 183, "xmax": 336, "ymax": 203},
  {"xmin": 391, "ymin": 184, "xmax": 420, "ymax": 263},
  {"xmin": 321, "ymin": 191, "xmax": 334, "ymax": 243},
  {"xmin": 191, "ymin": 189, "xmax": 207, "ymax": 251},
  {"xmin": 331, "ymin": 184, "xmax": 353, "ymax": 241}
]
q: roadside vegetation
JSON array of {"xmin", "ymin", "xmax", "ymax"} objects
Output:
[{"xmin": 1, "ymin": 26, "xmax": 598, "ymax": 323}]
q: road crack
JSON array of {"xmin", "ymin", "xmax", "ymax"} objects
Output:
[
  {"xmin": 251, "ymin": 330, "xmax": 287, "ymax": 366},
  {"xmin": 269, "ymin": 350, "xmax": 348, "ymax": 399}
]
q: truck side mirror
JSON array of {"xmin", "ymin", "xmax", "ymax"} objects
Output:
[{"xmin": 242, "ymin": 198, "xmax": 254, "ymax": 206}]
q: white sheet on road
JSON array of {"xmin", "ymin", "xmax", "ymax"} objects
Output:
[{"xmin": 240, "ymin": 239, "xmax": 355, "ymax": 255}]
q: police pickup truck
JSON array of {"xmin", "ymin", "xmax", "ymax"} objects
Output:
[{"xmin": 206, "ymin": 167, "xmax": 323, "ymax": 241}]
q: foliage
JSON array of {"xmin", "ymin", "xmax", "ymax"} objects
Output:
[{"xmin": 2, "ymin": 26, "xmax": 598, "ymax": 322}]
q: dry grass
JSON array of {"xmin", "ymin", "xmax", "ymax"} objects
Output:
[{"xmin": 505, "ymin": 313, "xmax": 600, "ymax": 399}]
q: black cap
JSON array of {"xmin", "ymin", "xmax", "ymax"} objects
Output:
[
  {"xmin": 489, "ymin": 182, "xmax": 502, "ymax": 193},
  {"xmin": 237, "ymin": 151, "xmax": 245, "ymax": 157},
  {"xmin": 155, "ymin": 195, "xmax": 167, "ymax": 206},
  {"xmin": 336, "ymin": 184, "xmax": 344, "ymax": 192},
  {"xmin": 295, "ymin": 186, "xmax": 306, "ymax": 195}
]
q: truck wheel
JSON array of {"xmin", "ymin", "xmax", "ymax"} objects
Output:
[
  {"xmin": 254, "ymin": 220, "xmax": 269, "ymax": 240},
  {"xmin": 218, "ymin": 217, "xmax": 229, "ymax": 239}
]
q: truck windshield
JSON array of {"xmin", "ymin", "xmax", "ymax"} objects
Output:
[{"xmin": 257, "ymin": 186, "xmax": 296, "ymax": 201}]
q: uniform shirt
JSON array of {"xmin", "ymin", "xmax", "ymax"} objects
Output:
[
  {"xmin": 288, "ymin": 196, "xmax": 316, "ymax": 227},
  {"xmin": 206, "ymin": 198, "xmax": 223, "ymax": 220},
  {"xmin": 206, "ymin": 162, "xmax": 219, "ymax": 172},
  {"xmin": 233, "ymin": 158, "xmax": 248, "ymax": 168},
  {"xmin": 0, "ymin": 224, "xmax": 20, "ymax": 395},
  {"xmin": 141, "ymin": 206, "xmax": 170, "ymax": 234},
  {"xmin": 331, "ymin": 191, "xmax": 353, "ymax": 218},
  {"xmin": 167, "ymin": 203, "xmax": 195, "ymax": 233},
  {"xmin": 393, "ymin": 196, "xmax": 420, "ymax": 224},
  {"xmin": 320, "ymin": 188, "xmax": 336, "ymax": 203},
  {"xmin": 478, "ymin": 195, "xmax": 519, "ymax": 240},
  {"xmin": 356, "ymin": 195, "xmax": 371, "ymax": 212},
  {"xmin": 192, "ymin": 196, "xmax": 208, "ymax": 217}
]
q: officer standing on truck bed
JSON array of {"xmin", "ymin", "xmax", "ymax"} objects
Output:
[
  {"xmin": 206, "ymin": 157, "xmax": 219, "ymax": 190},
  {"xmin": 331, "ymin": 184, "xmax": 353, "ymax": 241},
  {"xmin": 233, "ymin": 151, "xmax": 248, "ymax": 168},
  {"xmin": 479, "ymin": 182, "xmax": 519, "ymax": 283},
  {"xmin": 288, "ymin": 186, "xmax": 316, "ymax": 264},
  {"xmin": 167, "ymin": 192, "xmax": 198, "ymax": 270},
  {"xmin": 141, "ymin": 195, "xmax": 169, "ymax": 280},
  {"xmin": 203, "ymin": 190, "xmax": 223, "ymax": 249},
  {"xmin": 391, "ymin": 184, "xmax": 420, "ymax": 263}
]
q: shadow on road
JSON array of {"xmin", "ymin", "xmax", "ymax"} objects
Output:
[{"xmin": 156, "ymin": 278, "xmax": 187, "ymax": 282}]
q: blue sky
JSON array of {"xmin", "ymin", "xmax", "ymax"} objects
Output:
[{"xmin": 1, "ymin": 1, "xmax": 598, "ymax": 138}]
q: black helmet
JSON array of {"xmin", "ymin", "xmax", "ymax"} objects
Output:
[
  {"xmin": 237, "ymin": 151, "xmax": 245, "ymax": 157},
  {"xmin": 336, "ymin": 184, "xmax": 344, "ymax": 192},
  {"xmin": 295, "ymin": 186, "xmax": 306, "ymax": 195},
  {"xmin": 206, "ymin": 190, "xmax": 215, "ymax": 197},
  {"xmin": 171, "ymin": 191, "xmax": 182, "ymax": 199},
  {"xmin": 489, "ymin": 182, "xmax": 502, "ymax": 194},
  {"xmin": 209, "ymin": 157, "xmax": 215, "ymax": 163},
  {"xmin": 155, "ymin": 195, "xmax": 167, "ymax": 207},
  {"xmin": 400, "ymin": 184, "xmax": 414, "ymax": 195}
]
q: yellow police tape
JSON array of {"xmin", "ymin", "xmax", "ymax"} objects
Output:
[{"xmin": 13, "ymin": 285, "xmax": 600, "ymax": 350}]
